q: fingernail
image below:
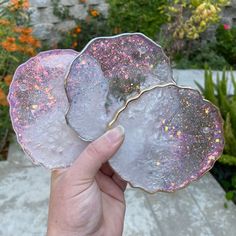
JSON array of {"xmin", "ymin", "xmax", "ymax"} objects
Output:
[{"xmin": 105, "ymin": 125, "xmax": 125, "ymax": 144}]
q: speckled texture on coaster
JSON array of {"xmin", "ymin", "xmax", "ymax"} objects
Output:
[
  {"xmin": 109, "ymin": 84, "xmax": 224, "ymax": 192},
  {"xmin": 65, "ymin": 33, "xmax": 174, "ymax": 141},
  {"xmin": 8, "ymin": 49, "xmax": 87, "ymax": 169}
]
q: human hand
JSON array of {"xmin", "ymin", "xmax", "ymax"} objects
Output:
[{"xmin": 47, "ymin": 126, "xmax": 126, "ymax": 236}]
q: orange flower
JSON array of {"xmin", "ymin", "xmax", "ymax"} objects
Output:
[
  {"xmin": 8, "ymin": 43, "xmax": 18, "ymax": 52},
  {"xmin": 75, "ymin": 26, "xmax": 81, "ymax": 34},
  {"xmin": 23, "ymin": 46, "xmax": 36, "ymax": 56},
  {"xmin": 72, "ymin": 42, "xmax": 78, "ymax": 48},
  {"xmin": 1, "ymin": 40, "xmax": 19, "ymax": 52},
  {"xmin": 0, "ymin": 88, "xmax": 8, "ymax": 106},
  {"xmin": 0, "ymin": 19, "xmax": 10, "ymax": 26},
  {"xmin": 14, "ymin": 26, "xmax": 32, "ymax": 34},
  {"xmin": 18, "ymin": 34, "xmax": 28, "ymax": 43},
  {"xmin": 32, "ymin": 39, "xmax": 41, "ymax": 48},
  {"xmin": 1, "ymin": 37, "xmax": 19, "ymax": 51},
  {"xmin": 6, "ymin": 37, "xmax": 16, "ymax": 43},
  {"xmin": 18, "ymin": 34, "xmax": 41, "ymax": 48},
  {"xmin": 90, "ymin": 9, "xmax": 99, "ymax": 17},
  {"xmin": 113, "ymin": 27, "xmax": 121, "ymax": 34},
  {"xmin": 21, "ymin": 27, "xmax": 32, "ymax": 34},
  {"xmin": 28, "ymin": 36, "xmax": 41, "ymax": 48},
  {"xmin": 4, "ymin": 75, "xmax": 13, "ymax": 86},
  {"xmin": 9, "ymin": 0, "xmax": 29, "ymax": 11},
  {"xmin": 14, "ymin": 27, "xmax": 22, "ymax": 33}
]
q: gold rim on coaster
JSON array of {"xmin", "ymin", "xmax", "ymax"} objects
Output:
[{"xmin": 107, "ymin": 82, "xmax": 174, "ymax": 129}]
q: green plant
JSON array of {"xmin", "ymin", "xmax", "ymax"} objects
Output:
[
  {"xmin": 174, "ymin": 40, "xmax": 230, "ymax": 69},
  {"xmin": 159, "ymin": 0, "xmax": 229, "ymax": 60},
  {"xmin": 195, "ymin": 68, "xmax": 236, "ymax": 202},
  {"xmin": 165, "ymin": 0, "xmax": 229, "ymax": 40},
  {"xmin": 107, "ymin": 0, "xmax": 168, "ymax": 39},
  {"xmin": 215, "ymin": 24, "xmax": 236, "ymax": 67}
]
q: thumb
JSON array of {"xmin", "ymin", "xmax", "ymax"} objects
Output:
[{"xmin": 70, "ymin": 125, "xmax": 125, "ymax": 180}]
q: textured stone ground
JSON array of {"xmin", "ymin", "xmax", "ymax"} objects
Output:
[
  {"xmin": 173, "ymin": 69, "xmax": 235, "ymax": 95},
  {"xmin": 1, "ymin": 140, "xmax": 236, "ymax": 236}
]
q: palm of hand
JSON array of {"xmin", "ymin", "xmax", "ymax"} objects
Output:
[{"xmin": 48, "ymin": 163, "xmax": 126, "ymax": 236}]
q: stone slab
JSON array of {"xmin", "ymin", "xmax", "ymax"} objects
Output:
[
  {"xmin": 0, "ymin": 163, "xmax": 50, "ymax": 236},
  {"xmin": 173, "ymin": 69, "xmax": 236, "ymax": 95},
  {"xmin": 29, "ymin": 0, "xmax": 51, "ymax": 8},
  {"xmin": 1, "ymin": 158, "xmax": 236, "ymax": 236},
  {"xmin": 187, "ymin": 173, "xmax": 236, "ymax": 236},
  {"xmin": 123, "ymin": 188, "xmax": 161, "ymax": 236},
  {"xmin": 69, "ymin": 4, "xmax": 88, "ymax": 19},
  {"xmin": 147, "ymin": 173, "xmax": 236, "ymax": 236}
]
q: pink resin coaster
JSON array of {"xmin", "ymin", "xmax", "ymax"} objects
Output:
[
  {"xmin": 8, "ymin": 49, "xmax": 87, "ymax": 169},
  {"xmin": 8, "ymin": 33, "xmax": 224, "ymax": 192},
  {"xmin": 108, "ymin": 84, "xmax": 224, "ymax": 192},
  {"xmin": 65, "ymin": 33, "xmax": 174, "ymax": 141}
]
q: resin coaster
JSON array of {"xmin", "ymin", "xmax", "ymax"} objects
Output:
[
  {"xmin": 108, "ymin": 84, "xmax": 224, "ymax": 192},
  {"xmin": 8, "ymin": 33, "xmax": 224, "ymax": 192},
  {"xmin": 65, "ymin": 33, "xmax": 174, "ymax": 141},
  {"xmin": 8, "ymin": 50, "xmax": 87, "ymax": 168}
]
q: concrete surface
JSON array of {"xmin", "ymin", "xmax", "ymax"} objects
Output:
[
  {"xmin": 1, "ymin": 140, "xmax": 236, "ymax": 236},
  {"xmin": 173, "ymin": 69, "xmax": 236, "ymax": 95}
]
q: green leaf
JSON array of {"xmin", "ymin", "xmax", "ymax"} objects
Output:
[
  {"xmin": 204, "ymin": 68, "xmax": 218, "ymax": 106},
  {"xmin": 6, "ymin": 54, "xmax": 19, "ymax": 63},
  {"xmin": 194, "ymin": 80, "xmax": 204, "ymax": 93},
  {"xmin": 218, "ymin": 84, "xmax": 230, "ymax": 118},
  {"xmin": 221, "ymin": 68, "xmax": 227, "ymax": 96},
  {"xmin": 229, "ymin": 100, "xmax": 236, "ymax": 136},
  {"xmin": 231, "ymin": 70, "xmax": 236, "ymax": 101},
  {"xmin": 231, "ymin": 175, "xmax": 236, "ymax": 188},
  {"xmin": 218, "ymin": 154, "xmax": 236, "ymax": 166},
  {"xmin": 225, "ymin": 191, "xmax": 235, "ymax": 201},
  {"xmin": 224, "ymin": 202, "xmax": 228, "ymax": 208},
  {"xmin": 223, "ymin": 113, "xmax": 236, "ymax": 156}
]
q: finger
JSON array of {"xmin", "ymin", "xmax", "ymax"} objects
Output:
[
  {"xmin": 95, "ymin": 171, "xmax": 124, "ymax": 202},
  {"xmin": 51, "ymin": 169, "xmax": 67, "ymax": 185},
  {"xmin": 70, "ymin": 125, "xmax": 125, "ymax": 181},
  {"xmin": 100, "ymin": 162, "xmax": 114, "ymax": 177},
  {"xmin": 112, "ymin": 173, "xmax": 127, "ymax": 192}
]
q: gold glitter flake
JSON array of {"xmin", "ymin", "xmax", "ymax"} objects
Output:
[
  {"xmin": 205, "ymin": 108, "xmax": 210, "ymax": 114},
  {"xmin": 177, "ymin": 131, "xmax": 182, "ymax": 137},
  {"xmin": 31, "ymin": 105, "xmax": 38, "ymax": 109},
  {"xmin": 208, "ymin": 155, "xmax": 215, "ymax": 160}
]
